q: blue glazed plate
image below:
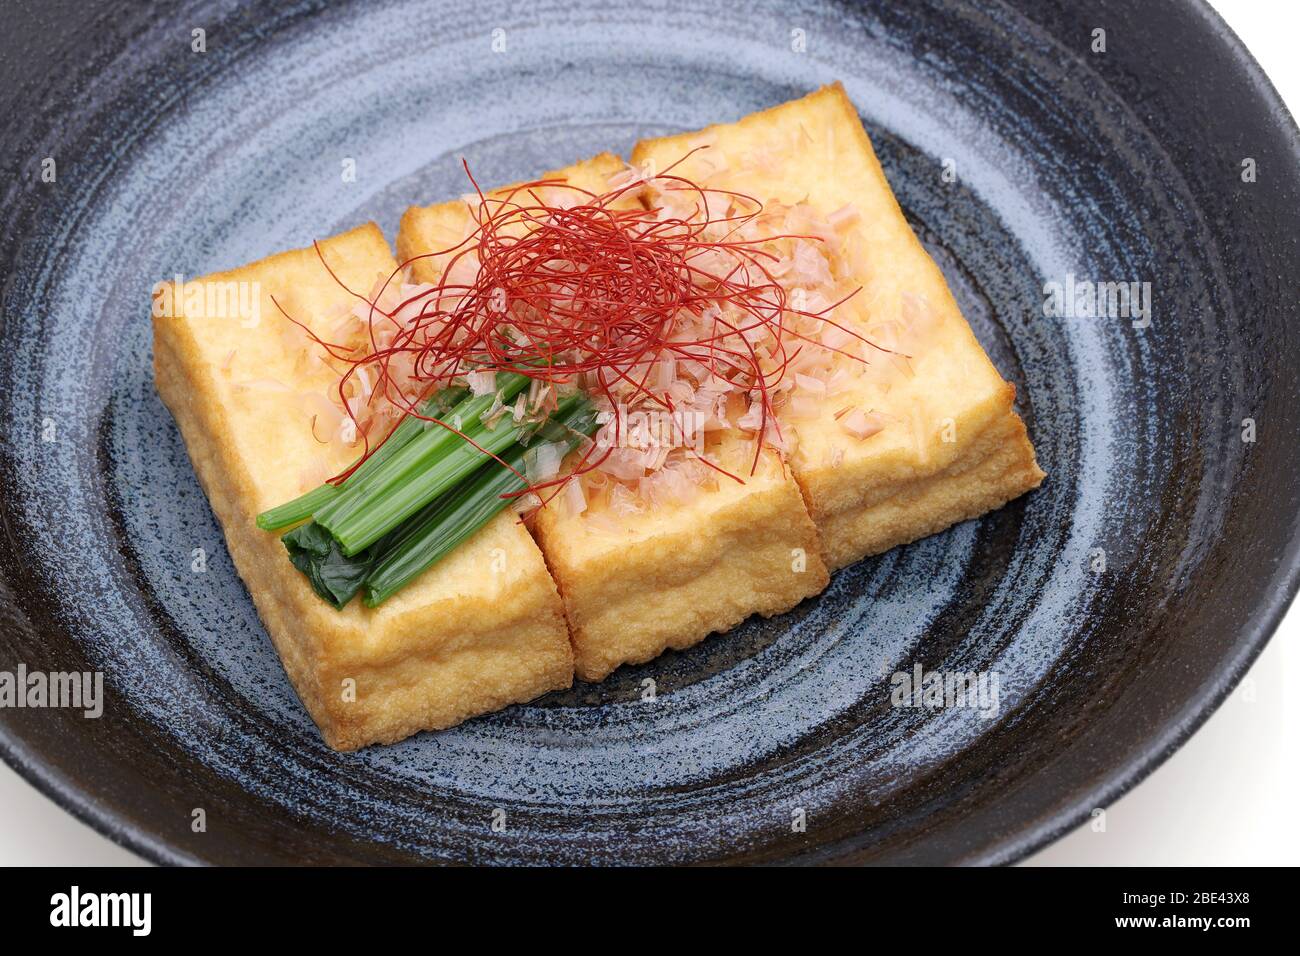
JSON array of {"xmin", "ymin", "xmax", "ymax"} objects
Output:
[{"xmin": 2, "ymin": 0, "xmax": 1298, "ymax": 864}]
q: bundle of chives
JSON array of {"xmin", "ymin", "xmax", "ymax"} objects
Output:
[
  {"xmin": 311, "ymin": 371, "xmax": 534, "ymax": 534},
  {"xmin": 261, "ymin": 372, "xmax": 598, "ymax": 609},
  {"xmin": 363, "ymin": 398, "xmax": 598, "ymax": 606},
  {"xmin": 318, "ymin": 392, "xmax": 586, "ymax": 556}
]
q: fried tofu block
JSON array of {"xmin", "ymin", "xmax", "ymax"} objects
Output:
[
  {"xmin": 535, "ymin": 439, "xmax": 828, "ymax": 682},
  {"xmin": 632, "ymin": 84, "xmax": 1045, "ymax": 569},
  {"xmin": 152, "ymin": 224, "xmax": 572, "ymax": 750},
  {"xmin": 396, "ymin": 157, "xmax": 829, "ymax": 682}
]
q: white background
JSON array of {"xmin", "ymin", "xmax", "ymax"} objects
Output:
[{"xmin": 0, "ymin": 0, "xmax": 1295, "ymax": 866}]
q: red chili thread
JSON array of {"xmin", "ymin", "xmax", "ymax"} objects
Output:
[{"xmin": 281, "ymin": 150, "xmax": 888, "ymax": 501}]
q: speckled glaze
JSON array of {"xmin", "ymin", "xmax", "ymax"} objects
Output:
[{"xmin": 2, "ymin": 0, "xmax": 1298, "ymax": 865}]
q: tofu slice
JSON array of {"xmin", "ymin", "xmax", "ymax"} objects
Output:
[
  {"xmin": 631, "ymin": 83, "xmax": 1045, "ymax": 569},
  {"xmin": 536, "ymin": 440, "xmax": 829, "ymax": 682},
  {"xmin": 152, "ymin": 224, "xmax": 573, "ymax": 750},
  {"xmin": 396, "ymin": 157, "xmax": 830, "ymax": 682}
]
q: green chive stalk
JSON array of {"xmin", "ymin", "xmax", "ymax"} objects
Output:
[{"xmin": 363, "ymin": 398, "xmax": 598, "ymax": 606}]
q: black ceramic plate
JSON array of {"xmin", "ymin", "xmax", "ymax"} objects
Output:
[{"xmin": 2, "ymin": 0, "xmax": 1298, "ymax": 866}]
